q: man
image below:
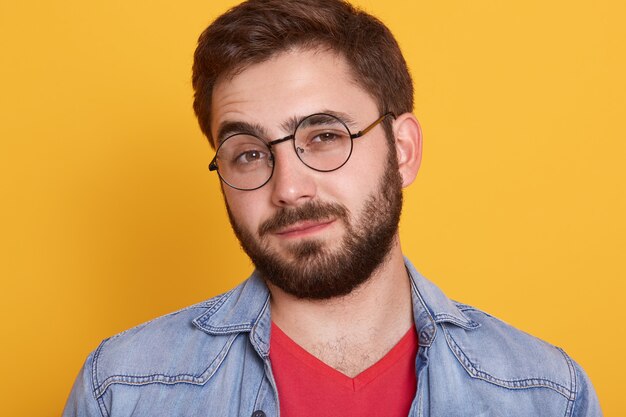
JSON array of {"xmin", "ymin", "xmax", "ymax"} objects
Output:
[{"xmin": 63, "ymin": 0, "xmax": 601, "ymax": 416}]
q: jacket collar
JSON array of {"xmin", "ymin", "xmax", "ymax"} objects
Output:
[
  {"xmin": 193, "ymin": 270, "xmax": 270, "ymax": 335},
  {"xmin": 404, "ymin": 257, "xmax": 480, "ymax": 347},
  {"xmin": 192, "ymin": 270, "xmax": 273, "ymax": 357},
  {"xmin": 193, "ymin": 257, "xmax": 479, "ymax": 351}
]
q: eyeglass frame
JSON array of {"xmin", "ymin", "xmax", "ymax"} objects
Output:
[{"xmin": 209, "ymin": 111, "xmax": 396, "ymax": 191}]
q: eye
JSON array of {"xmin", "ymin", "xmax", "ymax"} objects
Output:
[
  {"xmin": 305, "ymin": 128, "xmax": 349, "ymax": 145},
  {"xmin": 310, "ymin": 131, "xmax": 341, "ymax": 143},
  {"xmin": 234, "ymin": 149, "xmax": 269, "ymax": 165}
]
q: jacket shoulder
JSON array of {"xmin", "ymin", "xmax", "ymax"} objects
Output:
[
  {"xmin": 90, "ymin": 291, "xmax": 236, "ymax": 397},
  {"xmin": 442, "ymin": 303, "xmax": 577, "ymax": 398}
]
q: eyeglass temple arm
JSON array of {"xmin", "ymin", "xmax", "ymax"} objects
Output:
[{"xmin": 350, "ymin": 112, "xmax": 396, "ymax": 139}]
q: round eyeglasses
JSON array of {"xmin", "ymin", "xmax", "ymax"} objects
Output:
[{"xmin": 209, "ymin": 112, "xmax": 394, "ymax": 191}]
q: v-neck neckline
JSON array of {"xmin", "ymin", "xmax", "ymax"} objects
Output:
[{"xmin": 270, "ymin": 322, "xmax": 417, "ymax": 391}]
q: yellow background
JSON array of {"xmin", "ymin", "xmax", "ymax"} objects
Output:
[{"xmin": 1, "ymin": 0, "xmax": 624, "ymax": 415}]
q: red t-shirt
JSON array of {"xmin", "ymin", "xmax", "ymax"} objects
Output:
[{"xmin": 269, "ymin": 323, "xmax": 418, "ymax": 417}]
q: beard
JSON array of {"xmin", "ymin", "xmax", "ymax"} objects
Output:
[{"xmin": 226, "ymin": 148, "xmax": 403, "ymax": 300}]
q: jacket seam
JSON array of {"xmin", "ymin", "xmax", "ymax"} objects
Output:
[
  {"xmin": 559, "ymin": 347, "xmax": 577, "ymax": 417},
  {"xmin": 194, "ymin": 291, "xmax": 232, "ymax": 327},
  {"xmin": 253, "ymin": 362, "xmax": 268, "ymax": 416},
  {"xmin": 202, "ymin": 323, "xmax": 255, "ymax": 334},
  {"xmin": 92, "ymin": 339, "xmax": 109, "ymax": 417},
  {"xmin": 442, "ymin": 324, "xmax": 574, "ymax": 399},
  {"xmin": 409, "ymin": 278, "xmax": 437, "ymax": 347},
  {"xmin": 195, "ymin": 290, "xmax": 264, "ymax": 334},
  {"xmin": 105, "ymin": 305, "xmax": 213, "ymax": 344},
  {"xmin": 432, "ymin": 312, "xmax": 480, "ymax": 329},
  {"xmin": 92, "ymin": 333, "xmax": 239, "ymax": 398},
  {"xmin": 250, "ymin": 295, "xmax": 272, "ymax": 356}
]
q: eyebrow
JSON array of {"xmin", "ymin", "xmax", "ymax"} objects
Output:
[
  {"xmin": 280, "ymin": 110, "xmax": 358, "ymax": 132},
  {"xmin": 216, "ymin": 110, "xmax": 359, "ymax": 146},
  {"xmin": 215, "ymin": 121, "xmax": 270, "ymax": 146}
]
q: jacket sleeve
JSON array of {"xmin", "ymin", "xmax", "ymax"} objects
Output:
[
  {"xmin": 62, "ymin": 351, "xmax": 103, "ymax": 417},
  {"xmin": 571, "ymin": 359, "xmax": 602, "ymax": 417}
]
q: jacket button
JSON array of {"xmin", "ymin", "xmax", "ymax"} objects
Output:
[{"xmin": 251, "ymin": 411, "xmax": 266, "ymax": 417}]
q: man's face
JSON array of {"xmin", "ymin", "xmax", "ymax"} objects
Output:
[{"xmin": 211, "ymin": 48, "xmax": 403, "ymax": 299}]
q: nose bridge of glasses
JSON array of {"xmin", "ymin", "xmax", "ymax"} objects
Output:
[
  {"xmin": 267, "ymin": 134, "xmax": 295, "ymax": 149},
  {"xmin": 266, "ymin": 134, "xmax": 301, "ymax": 166},
  {"xmin": 267, "ymin": 133, "xmax": 306, "ymax": 173}
]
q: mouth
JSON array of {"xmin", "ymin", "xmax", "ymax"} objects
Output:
[{"xmin": 273, "ymin": 219, "xmax": 336, "ymax": 238}]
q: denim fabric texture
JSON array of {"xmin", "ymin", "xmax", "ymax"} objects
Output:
[{"xmin": 63, "ymin": 258, "xmax": 602, "ymax": 416}]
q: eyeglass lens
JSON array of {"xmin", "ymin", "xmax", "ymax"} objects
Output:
[{"xmin": 214, "ymin": 113, "xmax": 353, "ymax": 190}]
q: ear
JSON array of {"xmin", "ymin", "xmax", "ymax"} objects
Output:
[{"xmin": 392, "ymin": 112, "xmax": 422, "ymax": 187}]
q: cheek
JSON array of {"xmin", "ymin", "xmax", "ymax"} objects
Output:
[
  {"xmin": 223, "ymin": 190, "xmax": 267, "ymax": 229},
  {"xmin": 332, "ymin": 149, "xmax": 388, "ymax": 195},
  {"xmin": 316, "ymin": 170, "xmax": 374, "ymax": 217}
]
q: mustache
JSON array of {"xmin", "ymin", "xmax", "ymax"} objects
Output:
[{"xmin": 258, "ymin": 201, "xmax": 349, "ymax": 237}]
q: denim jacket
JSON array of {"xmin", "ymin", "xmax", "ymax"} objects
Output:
[{"xmin": 63, "ymin": 258, "xmax": 602, "ymax": 416}]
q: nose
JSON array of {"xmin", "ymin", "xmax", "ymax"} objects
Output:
[{"xmin": 268, "ymin": 141, "xmax": 317, "ymax": 207}]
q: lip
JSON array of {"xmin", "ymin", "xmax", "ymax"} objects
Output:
[{"xmin": 274, "ymin": 219, "xmax": 335, "ymax": 238}]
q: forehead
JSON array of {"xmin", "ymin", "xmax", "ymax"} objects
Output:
[{"xmin": 210, "ymin": 48, "xmax": 379, "ymax": 144}]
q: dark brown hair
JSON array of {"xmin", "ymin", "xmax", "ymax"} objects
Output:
[{"xmin": 192, "ymin": 0, "xmax": 413, "ymax": 147}]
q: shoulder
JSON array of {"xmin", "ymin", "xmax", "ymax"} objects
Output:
[
  {"xmin": 87, "ymin": 273, "xmax": 271, "ymax": 391},
  {"xmin": 96, "ymin": 294, "xmax": 225, "ymax": 368},
  {"xmin": 99, "ymin": 294, "xmax": 222, "ymax": 354},
  {"xmin": 89, "ymin": 287, "xmax": 246, "ymax": 397},
  {"xmin": 64, "ymin": 276, "xmax": 274, "ymax": 416},
  {"xmin": 443, "ymin": 302, "xmax": 584, "ymax": 399},
  {"xmin": 434, "ymin": 303, "xmax": 602, "ymax": 415}
]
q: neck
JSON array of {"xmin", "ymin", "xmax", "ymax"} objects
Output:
[{"xmin": 267, "ymin": 238, "xmax": 413, "ymax": 376}]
